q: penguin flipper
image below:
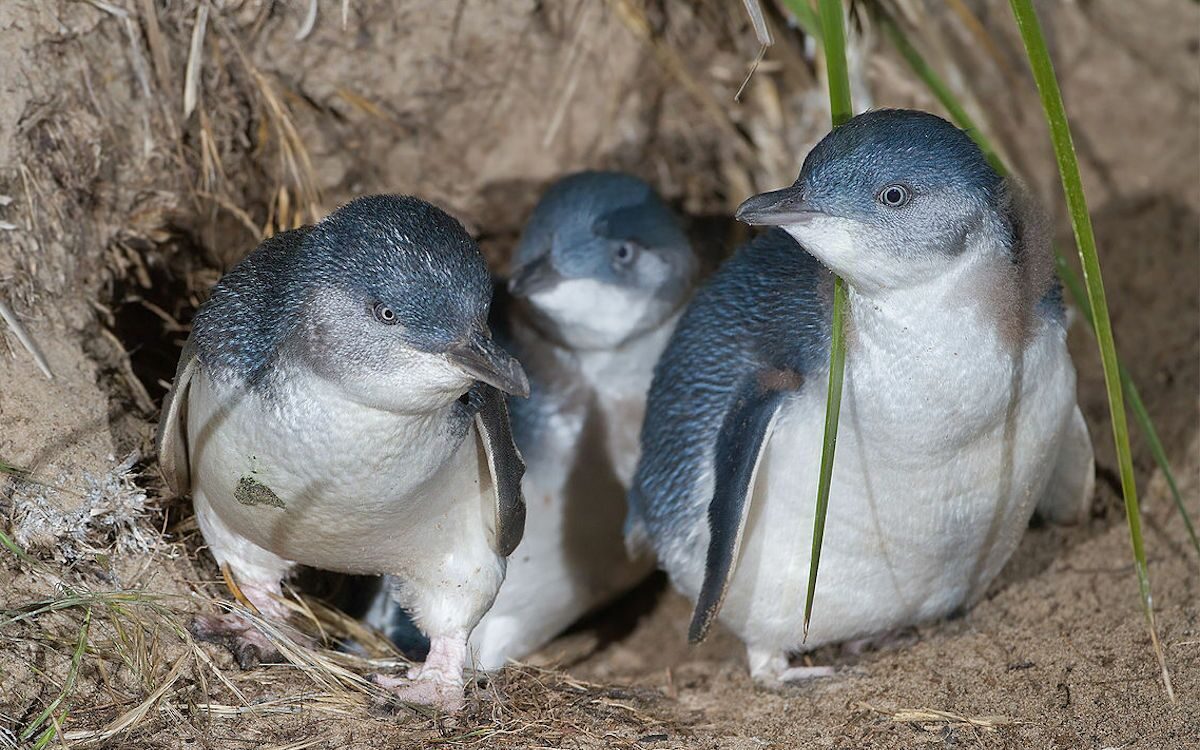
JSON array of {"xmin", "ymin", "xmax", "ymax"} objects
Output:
[
  {"xmin": 155, "ymin": 335, "xmax": 199, "ymax": 497},
  {"xmin": 1037, "ymin": 404, "xmax": 1095, "ymax": 525},
  {"xmin": 473, "ymin": 384, "xmax": 527, "ymax": 557},
  {"xmin": 688, "ymin": 380, "xmax": 784, "ymax": 644}
]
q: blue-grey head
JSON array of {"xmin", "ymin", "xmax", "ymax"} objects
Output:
[
  {"xmin": 508, "ymin": 171, "xmax": 697, "ymax": 349},
  {"xmin": 279, "ymin": 195, "xmax": 528, "ymax": 410},
  {"xmin": 736, "ymin": 109, "xmax": 1009, "ymax": 294}
]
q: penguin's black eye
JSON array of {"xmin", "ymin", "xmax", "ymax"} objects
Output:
[
  {"xmin": 877, "ymin": 183, "xmax": 913, "ymax": 208},
  {"xmin": 613, "ymin": 242, "xmax": 638, "ymax": 265},
  {"xmin": 372, "ymin": 302, "xmax": 398, "ymax": 325}
]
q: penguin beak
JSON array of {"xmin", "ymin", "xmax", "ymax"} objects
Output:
[
  {"xmin": 446, "ymin": 332, "xmax": 530, "ymax": 398},
  {"xmin": 507, "ymin": 254, "xmax": 561, "ymax": 298},
  {"xmin": 735, "ymin": 187, "xmax": 825, "ymax": 226}
]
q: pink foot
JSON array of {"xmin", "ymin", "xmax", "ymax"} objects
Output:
[
  {"xmin": 190, "ymin": 612, "xmax": 282, "ymax": 669},
  {"xmin": 371, "ymin": 635, "xmax": 468, "ymax": 713},
  {"xmin": 372, "ymin": 672, "xmax": 465, "ymax": 713}
]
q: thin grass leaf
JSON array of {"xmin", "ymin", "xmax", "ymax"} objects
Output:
[
  {"xmin": 29, "ymin": 712, "xmax": 68, "ymax": 750},
  {"xmin": 817, "ymin": 1, "xmax": 853, "ymax": 125},
  {"xmin": 1008, "ymin": 0, "xmax": 1173, "ymax": 702},
  {"xmin": 780, "ymin": 0, "xmax": 821, "ymax": 40},
  {"xmin": 0, "ymin": 457, "xmax": 29, "ymax": 476},
  {"xmin": 735, "ymin": 1, "xmax": 772, "ymax": 102},
  {"xmin": 1056, "ymin": 256, "xmax": 1200, "ymax": 556},
  {"xmin": 872, "ymin": 2, "xmax": 1197, "ymax": 560},
  {"xmin": 800, "ymin": 0, "xmax": 854, "ymax": 641},
  {"xmin": 0, "ymin": 525, "xmax": 37, "ymax": 567},
  {"xmin": 29, "ymin": 721, "xmax": 59, "ymax": 750},
  {"xmin": 20, "ymin": 608, "xmax": 91, "ymax": 741},
  {"xmin": 874, "ymin": 6, "xmax": 1002, "ymax": 173}
]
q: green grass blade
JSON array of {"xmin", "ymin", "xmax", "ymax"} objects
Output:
[
  {"xmin": 1121, "ymin": 370, "xmax": 1198, "ymax": 553},
  {"xmin": 1008, "ymin": 0, "xmax": 1173, "ymax": 701},
  {"xmin": 20, "ymin": 608, "xmax": 91, "ymax": 741},
  {"xmin": 818, "ymin": 0, "xmax": 853, "ymax": 126},
  {"xmin": 780, "ymin": 0, "xmax": 821, "ymax": 40},
  {"xmin": 802, "ymin": 0, "xmax": 854, "ymax": 640},
  {"xmin": 0, "ymin": 456, "xmax": 31, "ymax": 477},
  {"xmin": 873, "ymin": 1, "xmax": 1197, "ymax": 561},
  {"xmin": 0, "ymin": 525, "xmax": 37, "ymax": 567},
  {"xmin": 1056, "ymin": 257, "xmax": 1200, "ymax": 556},
  {"xmin": 874, "ymin": 7, "xmax": 1002, "ymax": 173}
]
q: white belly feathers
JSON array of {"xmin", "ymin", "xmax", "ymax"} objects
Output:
[{"xmin": 187, "ymin": 366, "xmax": 495, "ymax": 576}]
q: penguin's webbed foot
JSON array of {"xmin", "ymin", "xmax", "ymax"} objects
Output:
[
  {"xmin": 370, "ymin": 672, "xmax": 466, "ymax": 713},
  {"xmin": 370, "ymin": 634, "xmax": 468, "ymax": 713},
  {"xmin": 189, "ymin": 613, "xmax": 282, "ymax": 669}
]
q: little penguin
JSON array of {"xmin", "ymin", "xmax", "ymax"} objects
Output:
[
  {"xmin": 627, "ymin": 109, "xmax": 1095, "ymax": 686},
  {"xmin": 156, "ymin": 195, "xmax": 529, "ymax": 711},
  {"xmin": 366, "ymin": 171, "xmax": 698, "ymax": 669}
]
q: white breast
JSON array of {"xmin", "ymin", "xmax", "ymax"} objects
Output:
[{"xmin": 187, "ymin": 365, "xmax": 497, "ymax": 577}]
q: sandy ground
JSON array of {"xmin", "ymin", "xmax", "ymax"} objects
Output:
[{"xmin": 0, "ymin": 1, "xmax": 1196, "ymax": 748}]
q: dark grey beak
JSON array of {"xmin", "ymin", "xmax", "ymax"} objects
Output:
[
  {"xmin": 735, "ymin": 186, "xmax": 824, "ymax": 226},
  {"xmin": 507, "ymin": 254, "xmax": 561, "ymax": 298},
  {"xmin": 446, "ymin": 333, "xmax": 530, "ymax": 398}
]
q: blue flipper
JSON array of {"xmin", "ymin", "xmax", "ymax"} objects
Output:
[
  {"xmin": 688, "ymin": 380, "xmax": 785, "ymax": 644},
  {"xmin": 470, "ymin": 383, "xmax": 527, "ymax": 557}
]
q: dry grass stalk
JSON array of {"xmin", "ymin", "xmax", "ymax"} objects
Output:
[
  {"xmin": 734, "ymin": 0, "xmax": 772, "ymax": 101},
  {"xmin": 858, "ymin": 701, "xmax": 1019, "ymax": 732},
  {"xmin": 183, "ymin": 2, "xmax": 210, "ymax": 119},
  {"xmin": 0, "ymin": 296, "xmax": 53, "ymax": 380},
  {"xmin": 61, "ymin": 653, "xmax": 188, "ymax": 745},
  {"xmin": 211, "ymin": 18, "xmax": 323, "ymax": 231},
  {"xmin": 3, "ymin": 520, "xmax": 683, "ymax": 749},
  {"xmin": 97, "ymin": 327, "xmax": 156, "ymax": 414},
  {"xmin": 137, "ymin": 0, "xmax": 173, "ymax": 92},
  {"xmin": 541, "ymin": 1, "xmax": 598, "ymax": 148},
  {"xmin": 295, "ymin": 0, "xmax": 319, "ymax": 41},
  {"xmin": 610, "ymin": 0, "xmax": 754, "ymax": 161}
]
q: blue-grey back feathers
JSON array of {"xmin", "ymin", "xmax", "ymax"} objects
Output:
[
  {"xmin": 628, "ymin": 229, "xmax": 832, "ymax": 552},
  {"xmin": 190, "ymin": 227, "xmax": 312, "ymax": 384}
]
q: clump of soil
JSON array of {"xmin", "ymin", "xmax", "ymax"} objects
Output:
[{"xmin": 1, "ymin": 1, "xmax": 1196, "ymax": 748}]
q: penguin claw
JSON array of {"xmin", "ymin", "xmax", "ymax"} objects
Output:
[
  {"xmin": 370, "ymin": 672, "xmax": 465, "ymax": 713},
  {"xmin": 189, "ymin": 613, "xmax": 282, "ymax": 669}
]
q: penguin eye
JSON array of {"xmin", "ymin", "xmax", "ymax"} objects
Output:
[
  {"xmin": 372, "ymin": 302, "xmax": 398, "ymax": 325},
  {"xmin": 613, "ymin": 242, "xmax": 638, "ymax": 266},
  {"xmin": 877, "ymin": 183, "xmax": 913, "ymax": 208}
]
